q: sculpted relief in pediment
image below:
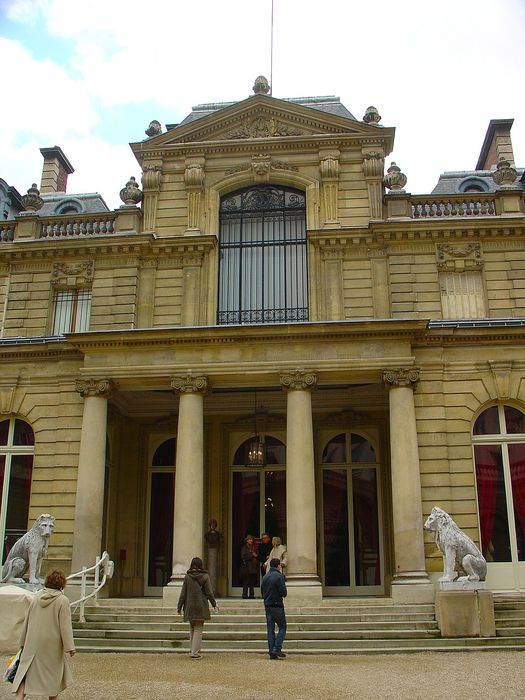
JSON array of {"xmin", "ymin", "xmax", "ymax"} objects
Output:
[{"xmin": 225, "ymin": 116, "xmax": 307, "ymax": 139}]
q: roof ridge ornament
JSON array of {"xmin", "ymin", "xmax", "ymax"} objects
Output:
[
  {"xmin": 384, "ymin": 162, "xmax": 407, "ymax": 193},
  {"xmin": 363, "ymin": 106, "xmax": 381, "ymax": 125},
  {"xmin": 253, "ymin": 75, "xmax": 271, "ymax": 95},
  {"xmin": 492, "ymin": 155, "xmax": 518, "ymax": 188}
]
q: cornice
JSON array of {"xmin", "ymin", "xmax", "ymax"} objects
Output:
[{"xmin": 0, "ymin": 343, "xmax": 81, "ymax": 362}]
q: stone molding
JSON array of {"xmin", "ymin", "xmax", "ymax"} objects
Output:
[
  {"xmin": 75, "ymin": 378, "xmax": 113, "ymax": 398},
  {"xmin": 280, "ymin": 370, "xmax": 317, "ymax": 391},
  {"xmin": 51, "ymin": 260, "xmax": 94, "ymax": 288},
  {"xmin": 382, "ymin": 368, "xmax": 420, "ymax": 389},
  {"xmin": 226, "ymin": 117, "xmax": 306, "ymax": 140},
  {"xmin": 171, "ymin": 375, "xmax": 209, "ymax": 394}
]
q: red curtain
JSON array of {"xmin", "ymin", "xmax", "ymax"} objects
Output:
[
  {"xmin": 474, "ymin": 445, "xmax": 498, "ymax": 554},
  {"xmin": 509, "ymin": 444, "xmax": 525, "ymax": 542}
]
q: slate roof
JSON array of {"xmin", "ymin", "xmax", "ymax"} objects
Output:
[
  {"xmin": 38, "ymin": 192, "xmax": 110, "ymax": 216},
  {"xmin": 432, "ymin": 169, "xmax": 525, "ymax": 195},
  {"xmin": 167, "ymin": 95, "xmax": 356, "ymax": 131}
]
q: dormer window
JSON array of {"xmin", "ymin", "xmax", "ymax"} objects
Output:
[
  {"xmin": 55, "ymin": 200, "xmax": 82, "ymax": 215},
  {"xmin": 457, "ymin": 177, "xmax": 490, "ymax": 194}
]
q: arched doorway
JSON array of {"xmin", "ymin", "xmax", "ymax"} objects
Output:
[
  {"xmin": 145, "ymin": 437, "xmax": 175, "ymax": 595},
  {"xmin": 473, "ymin": 403, "xmax": 525, "ymax": 590},
  {"xmin": 320, "ymin": 431, "xmax": 384, "ymax": 595},
  {"xmin": 229, "ymin": 434, "xmax": 286, "ymax": 595}
]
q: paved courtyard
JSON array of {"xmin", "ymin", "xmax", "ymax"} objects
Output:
[{"xmin": 1, "ymin": 651, "xmax": 524, "ymax": 700}]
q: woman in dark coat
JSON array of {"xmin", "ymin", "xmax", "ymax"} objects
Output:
[
  {"xmin": 177, "ymin": 557, "xmax": 218, "ymax": 659},
  {"xmin": 240, "ymin": 534, "xmax": 258, "ymax": 599}
]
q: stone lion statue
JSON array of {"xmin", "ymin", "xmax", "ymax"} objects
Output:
[
  {"xmin": 424, "ymin": 506, "xmax": 486, "ymax": 582},
  {"xmin": 1, "ymin": 514, "xmax": 55, "ymax": 585}
]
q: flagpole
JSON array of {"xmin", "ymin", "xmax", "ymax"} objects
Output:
[{"xmin": 270, "ymin": 0, "xmax": 274, "ymax": 95}]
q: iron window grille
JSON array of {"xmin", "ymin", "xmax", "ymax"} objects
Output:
[{"xmin": 218, "ymin": 185, "xmax": 308, "ymax": 325}]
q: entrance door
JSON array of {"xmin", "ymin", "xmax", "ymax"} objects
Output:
[
  {"xmin": 320, "ymin": 431, "xmax": 384, "ymax": 595},
  {"xmin": 473, "ymin": 404, "xmax": 525, "ymax": 590},
  {"xmin": 229, "ymin": 435, "xmax": 286, "ymax": 595},
  {"xmin": 145, "ymin": 437, "xmax": 175, "ymax": 595}
]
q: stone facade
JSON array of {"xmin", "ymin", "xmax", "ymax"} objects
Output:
[{"xmin": 0, "ymin": 85, "xmax": 524, "ymax": 601}]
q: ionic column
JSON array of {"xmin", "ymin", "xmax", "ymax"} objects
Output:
[
  {"xmin": 383, "ymin": 368, "xmax": 434, "ymax": 603},
  {"xmin": 166, "ymin": 375, "xmax": 208, "ymax": 598},
  {"xmin": 71, "ymin": 379, "xmax": 112, "ymax": 572},
  {"xmin": 281, "ymin": 370, "xmax": 322, "ymax": 602}
]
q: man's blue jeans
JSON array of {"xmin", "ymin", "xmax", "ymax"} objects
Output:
[{"xmin": 265, "ymin": 606, "xmax": 287, "ymax": 653}]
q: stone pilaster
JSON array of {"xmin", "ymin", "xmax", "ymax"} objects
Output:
[
  {"xmin": 319, "ymin": 149, "xmax": 340, "ymax": 227},
  {"xmin": 280, "ymin": 370, "xmax": 322, "ymax": 602},
  {"xmin": 362, "ymin": 149, "xmax": 385, "ymax": 220},
  {"xmin": 383, "ymin": 368, "xmax": 434, "ymax": 603},
  {"xmin": 184, "ymin": 158, "xmax": 205, "ymax": 232},
  {"xmin": 71, "ymin": 379, "xmax": 112, "ymax": 573},
  {"xmin": 181, "ymin": 251, "xmax": 204, "ymax": 326},
  {"xmin": 164, "ymin": 375, "xmax": 208, "ymax": 604},
  {"xmin": 141, "ymin": 163, "xmax": 162, "ymax": 232}
]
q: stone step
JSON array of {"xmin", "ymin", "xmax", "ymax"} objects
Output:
[{"xmin": 73, "ymin": 620, "xmax": 439, "ymax": 632}]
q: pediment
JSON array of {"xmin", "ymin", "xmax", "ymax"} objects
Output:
[{"xmin": 134, "ymin": 95, "xmax": 391, "ymax": 152}]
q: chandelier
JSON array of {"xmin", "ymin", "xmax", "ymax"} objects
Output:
[{"xmin": 247, "ymin": 391, "xmax": 265, "ymax": 467}]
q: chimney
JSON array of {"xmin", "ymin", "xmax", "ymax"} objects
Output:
[
  {"xmin": 39, "ymin": 146, "xmax": 75, "ymax": 193},
  {"xmin": 476, "ymin": 119, "xmax": 515, "ymax": 170}
]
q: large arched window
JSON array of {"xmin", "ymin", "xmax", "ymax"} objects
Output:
[
  {"xmin": 473, "ymin": 404, "xmax": 525, "ymax": 565},
  {"xmin": 218, "ymin": 185, "xmax": 307, "ymax": 325},
  {"xmin": 0, "ymin": 417, "xmax": 34, "ymax": 563}
]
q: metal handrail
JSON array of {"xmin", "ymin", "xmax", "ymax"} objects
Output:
[{"xmin": 67, "ymin": 551, "xmax": 114, "ymax": 623}]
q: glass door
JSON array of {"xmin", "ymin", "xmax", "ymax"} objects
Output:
[
  {"xmin": 229, "ymin": 435, "xmax": 286, "ymax": 595},
  {"xmin": 144, "ymin": 437, "xmax": 175, "ymax": 596},
  {"xmin": 321, "ymin": 431, "xmax": 384, "ymax": 595}
]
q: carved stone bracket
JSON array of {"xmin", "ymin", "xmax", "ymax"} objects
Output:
[
  {"xmin": 436, "ymin": 243, "xmax": 483, "ymax": 271},
  {"xmin": 171, "ymin": 375, "xmax": 209, "ymax": 394},
  {"xmin": 184, "ymin": 158, "xmax": 205, "ymax": 231},
  {"xmin": 382, "ymin": 368, "xmax": 420, "ymax": 389},
  {"xmin": 280, "ymin": 370, "xmax": 318, "ymax": 391},
  {"xmin": 75, "ymin": 379, "xmax": 113, "ymax": 399},
  {"xmin": 226, "ymin": 155, "xmax": 299, "ymax": 177},
  {"xmin": 51, "ymin": 261, "xmax": 94, "ymax": 288},
  {"xmin": 488, "ymin": 360, "xmax": 513, "ymax": 400},
  {"xmin": 362, "ymin": 149, "xmax": 385, "ymax": 220}
]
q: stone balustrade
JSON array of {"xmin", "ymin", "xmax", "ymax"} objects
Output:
[
  {"xmin": 40, "ymin": 212, "xmax": 117, "ymax": 238},
  {"xmin": 411, "ymin": 194, "xmax": 496, "ymax": 219}
]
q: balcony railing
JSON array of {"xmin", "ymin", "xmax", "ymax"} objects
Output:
[
  {"xmin": 40, "ymin": 212, "xmax": 117, "ymax": 238},
  {"xmin": 411, "ymin": 194, "xmax": 496, "ymax": 219}
]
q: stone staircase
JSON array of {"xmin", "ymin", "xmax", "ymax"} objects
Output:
[{"xmin": 72, "ymin": 595, "xmax": 525, "ymax": 654}]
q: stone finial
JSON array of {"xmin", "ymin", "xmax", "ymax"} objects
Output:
[
  {"xmin": 119, "ymin": 176, "xmax": 143, "ymax": 206},
  {"xmin": 363, "ymin": 106, "xmax": 381, "ymax": 125},
  {"xmin": 21, "ymin": 183, "xmax": 44, "ymax": 212},
  {"xmin": 492, "ymin": 155, "xmax": 518, "ymax": 188},
  {"xmin": 145, "ymin": 120, "xmax": 162, "ymax": 138},
  {"xmin": 253, "ymin": 75, "xmax": 270, "ymax": 95},
  {"xmin": 384, "ymin": 162, "xmax": 407, "ymax": 192}
]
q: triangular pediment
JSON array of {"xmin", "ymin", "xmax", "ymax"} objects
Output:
[{"xmin": 132, "ymin": 95, "xmax": 392, "ymax": 154}]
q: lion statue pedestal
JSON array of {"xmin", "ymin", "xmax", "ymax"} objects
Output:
[{"xmin": 424, "ymin": 506, "xmax": 495, "ymax": 637}]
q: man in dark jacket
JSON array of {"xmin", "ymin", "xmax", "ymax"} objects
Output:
[{"xmin": 260, "ymin": 557, "xmax": 287, "ymax": 659}]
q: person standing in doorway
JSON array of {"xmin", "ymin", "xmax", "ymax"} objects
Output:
[
  {"xmin": 263, "ymin": 536, "xmax": 287, "ymax": 577},
  {"xmin": 177, "ymin": 557, "xmax": 219, "ymax": 659},
  {"xmin": 260, "ymin": 557, "xmax": 287, "ymax": 660},
  {"xmin": 240, "ymin": 534, "xmax": 258, "ymax": 599},
  {"xmin": 258, "ymin": 532, "xmax": 272, "ymax": 581}
]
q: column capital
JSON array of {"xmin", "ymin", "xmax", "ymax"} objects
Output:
[
  {"xmin": 75, "ymin": 378, "xmax": 113, "ymax": 398},
  {"xmin": 171, "ymin": 375, "xmax": 208, "ymax": 394},
  {"xmin": 383, "ymin": 367, "xmax": 420, "ymax": 389},
  {"xmin": 280, "ymin": 370, "xmax": 317, "ymax": 391}
]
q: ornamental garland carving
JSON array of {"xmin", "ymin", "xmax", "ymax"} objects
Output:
[
  {"xmin": 280, "ymin": 370, "xmax": 317, "ymax": 390},
  {"xmin": 382, "ymin": 368, "xmax": 420, "ymax": 389},
  {"xmin": 226, "ymin": 156, "xmax": 299, "ymax": 176},
  {"xmin": 171, "ymin": 375, "xmax": 209, "ymax": 394},
  {"xmin": 75, "ymin": 379, "xmax": 113, "ymax": 398},
  {"xmin": 51, "ymin": 261, "xmax": 94, "ymax": 288},
  {"xmin": 226, "ymin": 117, "xmax": 306, "ymax": 139},
  {"xmin": 436, "ymin": 243, "xmax": 483, "ymax": 271}
]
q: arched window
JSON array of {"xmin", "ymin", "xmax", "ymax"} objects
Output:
[
  {"xmin": 0, "ymin": 418, "xmax": 34, "ymax": 563},
  {"xmin": 218, "ymin": 185, "xmax": 307, "ymax": 325},
  {"xmin": 473, "ymin": 404, "xmax": 525, "ymax": 564}
]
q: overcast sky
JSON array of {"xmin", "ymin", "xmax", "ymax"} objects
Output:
[{"xmin": 1, "ymin": 0, "xmax": 524, "ymax": 209}]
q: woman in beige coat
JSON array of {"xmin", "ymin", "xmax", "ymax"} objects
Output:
[{"xmin": 13, "ymin": 569, "xmax": 76, "ymax": 700}]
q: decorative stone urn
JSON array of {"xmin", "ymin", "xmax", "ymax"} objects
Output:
[
  {"xmin": 21, "ymin": 184, "xmax": 44, "ymax": 212},
  {"xmin": 384, "ymin": 162, "xmax": 407, "ymax": 192},
  {"xmin": 492, "ymin": 156, "xmax": 518, "ymax": 188},
  {"xmin": 119, "ymin": 176, "xmax": 143, "ymax": 206},
  {"xmin": 145, "ymin": 120, "xmax": 162, "ymax": 138},
  {"xmin": 252, "ymin": 75, "xmax": 270, "ymax": 95},
  {"xmin": 363, "ymin": 106, "xmax": 381, "ymax": 125}
]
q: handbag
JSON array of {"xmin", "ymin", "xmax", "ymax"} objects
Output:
[{"xmin": 3, "ymin": 648, "xmax": 22, "ymax": 684}]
